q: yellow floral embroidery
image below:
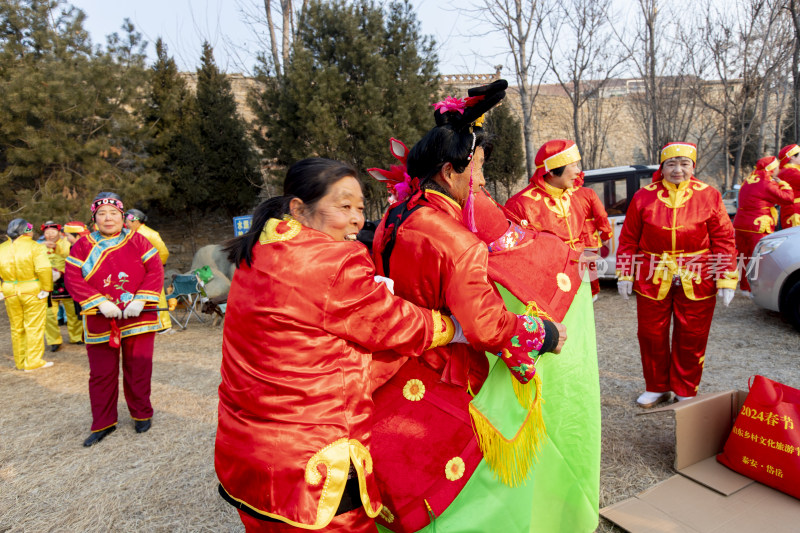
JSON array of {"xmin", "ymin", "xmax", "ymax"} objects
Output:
[
  {"xmin": 445, "ymin": 456, "xmax": 466, "ymax": 481},
  {"xmin": 379, "ymin": 506, "xmax": 395, "ymax": 523},
  {"xmin": 403, "ymin": 379, "xmax": 425, "ymax": 401},
  {"xmin": 556, "ymin": 272, "xmax": 571, "ymax": 293},
  {"xmin": 259, "ymin": 216, "xmax": 302, "ymax": 244}
]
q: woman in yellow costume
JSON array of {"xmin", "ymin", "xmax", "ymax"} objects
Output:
[{"xmin": 0, "ymin": 218, "xmax": 54, "ymax": 371}]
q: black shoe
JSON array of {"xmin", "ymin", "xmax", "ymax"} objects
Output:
[
  {"xmin": 83, "ymin": 425, "xmax": 116, "ymax": 447},
  {"xmin": 50, "ymin": 344, "xmax": 61, "ymax": 352},
  {"xmin": 71, "ymin": 341, "xmax": 85, "ymax": 345},
  {"xmin": 134, "ymin": 419, "xmax": 152, "ymax": 433}
]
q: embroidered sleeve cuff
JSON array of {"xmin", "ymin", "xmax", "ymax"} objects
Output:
[
  {"xmin": 716, "ymin": 271, "xmax": 739, "ymax": 290},
  {"xmin": 80, "ymin": 294, "xmax": 107, "ymax": 311},
  {"xmin": 617, "ymin": 274, "xmax": 634, "ymax": 281},
  {"xmin": 66, "ymin": 256, "xmax": 84, "ymax": 268},
  {"xmin": 428, "ymin": 310, "xmax": 455, "ymax": 349},
  {"xmin": 496, "ymin": 315, "xmax": 547, "ymax": 384},
  {"xmin": 134, "ymin": 291, "xmax": 160, "ymax": 303}
]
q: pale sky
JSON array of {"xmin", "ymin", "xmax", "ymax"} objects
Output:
[{"xmin": 66, "ymin": 0, "xmax": 505, "ymax": 76}]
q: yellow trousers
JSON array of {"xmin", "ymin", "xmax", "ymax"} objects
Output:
[
  {"xmin": 45, "ymin": 299, "xmax": 83, "ymax": 344},
  {"xmin": 4, "ymin": 293, "xmax": 48, "ymax": 370},
  {"xmin": 158, "ymin": 289, "xmax": 172, "ymax": 330}
]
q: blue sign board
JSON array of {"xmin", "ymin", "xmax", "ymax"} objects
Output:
[{"xmin": 233, "ymin": 215, "xmax": 253, "ymax": 236}]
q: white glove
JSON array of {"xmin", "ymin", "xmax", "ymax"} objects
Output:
[
  {"xmin": 0, "ymin": 293, "xmax": 4, "ymax": 301},
  {"xmin": 617, "ymin": 280, "xmax": 633, "ymax": 300},
  {"xmin": 450, "ymin": 315, "xmax": 468, "ymax": 344},
  {"xmin": 52, "ymin": 269, "xmax": 62, "ymax": 282},
  {"xmin": 718, "ymin": 288, "xmax": 734, "ymax": 307},
  {"xmin": 123, "ymin": 299, "xmax": 145, "ymax": 318},
  {"xmin": 37, "ymin": 290, "xmax": 49, "ymax": 299},
  {"xmin": 98, "ymin": 300, "xmax": 122, "ymax": 319},
  {"xmin": 374, "ymin": 275, "xmax": 395, "ymax": 294}
]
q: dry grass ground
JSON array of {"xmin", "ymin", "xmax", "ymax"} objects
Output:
[{"xmin": 1, "ymin": 285, "xmax": 798, "ymax": 532}]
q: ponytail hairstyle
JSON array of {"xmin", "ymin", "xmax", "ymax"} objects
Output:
[{"xmin": 224, "ymin": 158, "xmax": 359, "ymax": 268}]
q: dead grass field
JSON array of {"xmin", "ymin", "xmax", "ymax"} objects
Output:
[{"xmin": 1, "ymin": 285, "xmax": 798, "ymax": 532}]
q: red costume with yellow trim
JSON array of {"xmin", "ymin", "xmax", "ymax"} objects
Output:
[
  {"xmin": 505, "ymin": 140, "xmax": 586, "ymax": 251},
  {"xmin": 573, "ymin": 181, "xmax": 613, "ymax": 296},
  {"xmin": 777, "ymin": 144, "xmax": 800, "ymax": 228},
  {"xmin": 65, "ymin": 228, "xmax": 164, "ymax": 430},
  {"xmin": 733, "ymin": 156, "xmax": 793, "ymax": 290},
  {"xmin": 369, "ymin": 189, "xmax": 556, "ymax": 531},
  {"xmin": 617, "ymin": 142, "xmax": 738, "ymax": 397},
  {"xmin": 215, "ymin": 217, "xmax": 455, "ymax": 532}
]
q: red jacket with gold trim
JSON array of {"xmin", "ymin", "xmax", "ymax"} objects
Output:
[
  {"xmin": 371, "ymin": 190, "xmax": 518, "ymax": 391},
  {"xmin": 777, "ymin": 165, "xmax": 800, "ymax": 228},
  {"xmin": 64, "ymin": 229, "xmax": 163, "ymax": 343},
  {"xmin": 733, "ymin": 173, "xmax": 794, "ymax": 234},
  {"xmin": 505, "ymin": 180, "xmax": 585, "ymax": 251},
  {"xmin": 616, "ymin": 177, "xmax": 738, "ymax": 301},
  {"xmin": 573, "ymin": 187, "xmax": 613, "ymax": 248},
  {"xmin": 215, "ymin": 218, "xmax": 446, "ymax": 529}
]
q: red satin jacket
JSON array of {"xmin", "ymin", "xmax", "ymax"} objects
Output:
[
  {"xmin": 777, "ymin": 165, "xmax": 800, "ymax": 228},
  {"xmin": 371, "ymin": 190, "xmax": 518, "ymax": 391},
  {"xmin": 733, "ymin": 173, "xmax": 794, "ymax": 234},
  {"xmin": 505, "ymin": 180, "xmax": 585, "ymax": 251},
  {"xmin": 572, "ymin": 187, "xmax": 613, "ymax": 248},
  {"xmin": 65, "ymin": 229, "xmax": 163, "ymax": 343},
  {"xmin": 617, "ymin": 177, "xmax": 738, "ymax": 301},
  {"xmin": 215, "ymin": 217, "xmax": 446, "ymax": 529}
]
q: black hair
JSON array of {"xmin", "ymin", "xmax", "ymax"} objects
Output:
[
  {"xmin": 406, "ymin": 79, "xmax": 507, "ymax": 192},
  {"xmin": 549, "ymin": 166, "xmax": 566, "ymax": 177},
  {"xmin": 407, "ymin": 126, "xmax": 492, "ymax": 189},
  {"xmin": 224, "ymin": 158, "xmax": 359, "ymax": 268}
]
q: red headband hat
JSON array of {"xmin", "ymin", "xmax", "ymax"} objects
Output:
[
  {"xmin": 778, "ymin": 144, "xmax": 800, "ymax": 168},
  {"xmin": 744, "ymin": 155, "xmax": 779, "ymax": 184},
  {"xmin": 40, "ymin": 220, "xmax": 62, "ymax": 231},
  {"xmin": 90, "ymin": 193, "xmax": 124, "ymax": 217},
  {"xmin": 529, "ymin": 139, "xmax": 582, "ymax": 187},
  {"xmin": 651, "ymin": 141, "xmax": 697, "ymax": 182}
]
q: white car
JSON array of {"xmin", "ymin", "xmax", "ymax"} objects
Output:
[
  {"xmin": 581, "ymin": 165, "xmax": 658, "ymax": 278},
  {"xmin": 749, "ymin": 226, "xmax": 800, "ymax": 331}
]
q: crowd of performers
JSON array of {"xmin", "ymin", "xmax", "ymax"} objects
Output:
[
  {"xmin": 0, "ymin": 200, "xmax": 172, "ymax": 446},
  {"xmin": 3, "ymin": 76, "xmax": 800, "ymax": 532}
]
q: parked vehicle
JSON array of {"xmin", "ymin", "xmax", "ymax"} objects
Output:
[
  {"xmin": 581, "ymin": 164, "xmax": 658, "ymax": 278},
  {"xmin": 721, "ymin": 185, "xmax": 740, "ymax": 217},
  {"xmin": 748, "ymin": 226, "xmax": 800, "ymax": 331}
]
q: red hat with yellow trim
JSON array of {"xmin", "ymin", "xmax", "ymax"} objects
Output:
[
  {"xmin": 652, "ymin": 141, "xmax": 697, "ymax": 182},
  {"xmin": 660, "ymin": 141, "xmax": 697, "ymax": 164},
  {"xmin": 529, "ymin": 139, "xmax": 581, "ymax": 186},
  {"xmin": 63, "ymin": 221, "xmax": 89, "ymax": 236},
  {"xmin": 779, "ymin": 144, "xmax": 800, "ymax": 168},
  {"xmin": 744, "ymin": 156, "xmax": 778, "ymax": 184}
]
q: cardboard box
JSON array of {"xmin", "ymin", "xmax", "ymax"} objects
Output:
[{"xmin": 600, "ymin": 390, "xmax": 800, "ymax": 532}]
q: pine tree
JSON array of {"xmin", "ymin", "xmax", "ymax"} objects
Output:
[
  {"xmin": 192, "ymin": 42, "xmax": 260, "ymax": 216},
  {"xmin": 250, "ymin": 0, "xmax": 439, "ymax": 219},
  {"xmin": 142, "ymin": 38, "xmax": 199, "ymax": 214},
  {"xmin": 483, "ymin": 104, "xmax": 526, "ymax": 202},
  {"xmin": 0, "ymin": 0, "xmax": 161, "ymax": 224}
]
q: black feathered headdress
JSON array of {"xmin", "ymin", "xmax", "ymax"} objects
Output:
[{"xmin": 432, "ymin": 79, "xmax": 508, "ymax": 132}]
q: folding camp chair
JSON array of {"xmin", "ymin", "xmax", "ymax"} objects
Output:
[{"xmin": 166, "ymin": 274, "xmax": 205, "ymax": 329}]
